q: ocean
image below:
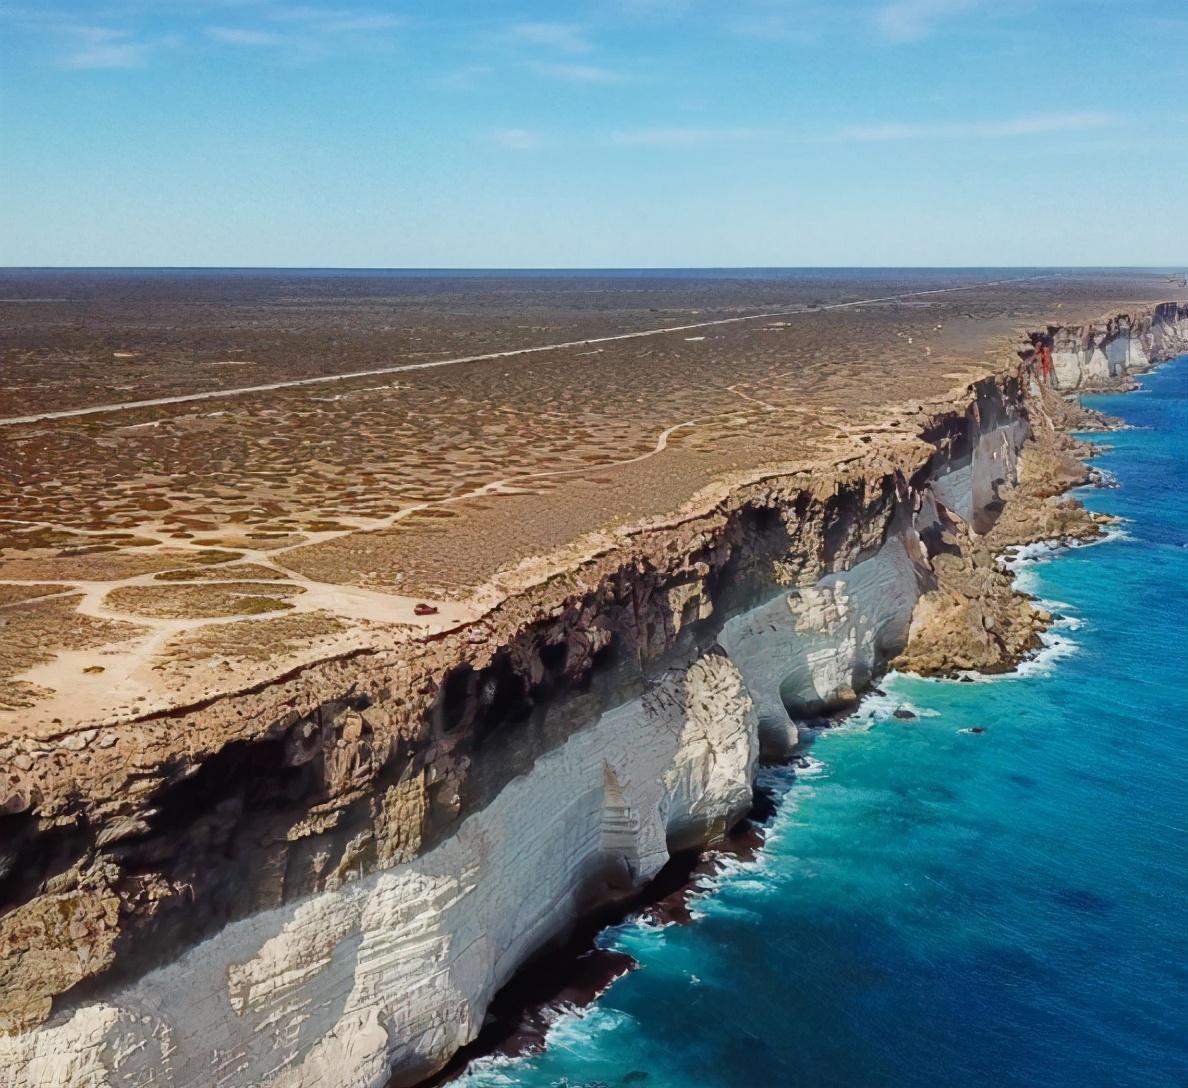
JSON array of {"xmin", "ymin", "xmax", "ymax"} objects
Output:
[{"xmin": 456, "ymin": 354, "xmax": 1188, "ymax": 1088}]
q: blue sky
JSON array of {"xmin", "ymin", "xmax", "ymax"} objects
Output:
[{"xmin": 1, "ymin": 0, "xmax": 1185, "ymax": 267}]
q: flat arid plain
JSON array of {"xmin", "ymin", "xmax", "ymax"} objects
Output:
[{"xmin": 0, "ymin": 268, "xmax": 1178, "ymax": 731}]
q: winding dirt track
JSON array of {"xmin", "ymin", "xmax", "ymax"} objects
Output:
[{"xmin": 0, "ymin": 276, "xmax": 1040, "ymax": 427}]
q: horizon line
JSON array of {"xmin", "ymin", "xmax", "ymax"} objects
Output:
[{"xmin": 1, "ymin": 264, "xmax": 1184, "ymax": 273}]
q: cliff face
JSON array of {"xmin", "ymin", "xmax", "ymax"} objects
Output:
[
  {"xmin": 2, "ymin": 304, "xmax": 1185, "ymax": 1088},
  {"xmin": 1042, "ymin": 301, "xmax": 1188, "ymax": 391}
]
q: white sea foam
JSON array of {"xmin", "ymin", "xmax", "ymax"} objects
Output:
[
  {"xmin": 688, "ymin": 894, "xmax": 766, "ymax": 923},
  {"xmin": 688, "ymin": 866, "xmax": 772, "ymax": 919},
  {"xmin": 455, "ymin": 1004, "xmax": 642, "ymax": 1085},
  {"xmin": 451, "ymin": 1053, "xmax": 522, "ymax": 1086},
  {"xmin": 999, "ymin": 539, "xmax": 1061, "ymax": 571},
  {"xmin": 793, "ymin": 752, "xmax": 828, "ymax": 775},
  {"xmin": 621, "ymin": 914, "xmax": 675, "ymax": 934},
  {"xmin": 754, "ymin": 756, "xmax": 824, "ymax": 813},
  {"xmin": 848, "ymin": 688, "xmax": 904, "ymax": 723},
  {"xmin": 1013, "ymin": 628, "xmax": 1080, "ymax": 678},
  {"xmin": 1090, "ymin": 524, "xmax": 1133, "ymax": 547},
  {"xmin": 923, "ymin": 618, "xmax": 1079, "ymax": 686},
  {"xmin": 997, "ymin": 522, "xmax": 1138, "ymax": 677},
  {"xmin": 847, "ymin": 683, "xmax": 938, "ymax": 724},
  {"xmin": 754, "ymin": 764, "xmax": 798, "ymax": 794},
  {"xmin": 1001, "ymin": 522, "xmax": 1128, "ymax": 613},
  {"xmin": 545, "ymin": 1004, "xmax": 637, "ymax": 1043}
]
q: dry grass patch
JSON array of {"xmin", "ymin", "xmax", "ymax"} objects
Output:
[
  {"xmin": 152, "ymin": 563, "xmax": 288, "ymax": 583},
  {"xmin": 177, "ymin": 610, "xmax": 348, "ymax": 662},
  {"xmin": 0, "ymin": 584, "xmax": 70, "ymax": 608},
  {"xmin": 0, "ymin": 554, "xmax": 180, "ymax": 582},
  {"xmin": 105, "ymin": 583, "xmax": 304, "ymax": 619},
  {"xmin": 0, "ymin": 681, "xmax": 55, "ymax": 712},
  {"xmin": 0, "ymin": 595, "xmax": 147, "ymax": 680}
]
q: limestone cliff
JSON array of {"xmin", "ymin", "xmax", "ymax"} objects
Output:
[
  {"xmin": 2, "ymin": 303, "xmax": 1185, "ymax": 1088},
  {"xmin": 1037, "ymin": 301, "xmax": 1188, "ymax": 391}
]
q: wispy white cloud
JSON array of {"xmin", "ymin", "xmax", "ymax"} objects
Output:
[
  {"xmin": 612, "ymin": 0, "xmax": 699, "ymax": 15},
  {"xmin": 206, "ymin": 6, "xmax": 403, "ymax": 44},
  {"xmin": 503, "ymin": 21, "xmax": 592, "ymax": 54},
  {"xmin": 17, "ymin": 4, "xmax": 406, "ymax": 69},
  {"xmin": 494, "ymin": 113, "xmax": 1121, "ymax": 150},
  {"xmin": 488, "ymin": 127, "xmax": 547, "ymax": 150},
  {"xmin": 494, "ymin": 19, "xmax": 638, "ymax": 88},
  {"xmin": 207, "ymin": 26, "xmax": 283, "ymax": 46},
  {"xmin": 616, "ymin": 0, "xmax": 970, "ymax": 43},
  {"xmin": 610, "ymin": 126, "xmax": 771, "ymax": 146},
  {"xmin": 838, "ymin": 111, "xmax": 1121, "ymax": 140},
  {"xmin": 726, "ymin": 13, "xmax": 822, "ymax": 44},
  {"xmin": 56, "ymin": 25, "xmax": 156, "ymax": 69},
  {"xmin": 436, "ymin": 63, "xmax": 495, "ymax": 90},
  {"xmin": 530, "ymin": 61, "xmax": 632, "ymax": 84},
  {"xmin": 486, "ymin": 123, "xmax": 774, "ymax": 150},
  {"xmin": 267, "ymin": 7, "xmax": 404, "ymax": 33},
  {"xmin": 874, "ymin": 0, "xmax": 976, "ymax": 42},
  {"xmin": 196, "ymin": 7, "xmax": 404, "ymax": 61},
  {"xmin": 321, "ymin": 13, "xmax": 403, "ymax": 32}
]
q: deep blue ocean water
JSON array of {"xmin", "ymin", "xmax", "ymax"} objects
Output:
[{"xmin": 459, "ymin": 355, "xmax": 1188, "ymax": 1088}]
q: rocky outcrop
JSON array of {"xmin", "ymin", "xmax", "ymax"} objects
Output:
[
  {"xmin": 1035, "ymin": 301, "xmax": 1188, "ymax": 391},
  {"xmin": 2, "ymin": 304, "xmax": 1184, "ymax": 1088}
]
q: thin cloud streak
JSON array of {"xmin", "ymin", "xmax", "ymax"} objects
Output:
[
  {"xmin": 503, "ymin": 21, "xmax": 591, "ymax": 53},
  {"xmin": 317, "ymin": 14, "xmax": 404, "ymax": 32},
  {"xmin": 874, "ymin": 0, "xmax": 977, "ymax": 42},
  {"xmin": 530, "ymin": 62, "xmax": 633, "ymax": 84},
  {"xmin": 55, "ymin": 26, "xmax": 156, "ymax": 69},
  {"xmin": 20, "ymin": 5, "xmax": 407, "ymax": 69},
  {"xmin": 436, "ymin": 63, "xmax": 494, "ymax": 90},
  {"xmin": 207, "ymin": 27, "xmax": 283, "ymax": 46},
  {"xmin": 838, "ymin": 112, "xmax": 1121, "ymax": 140},
  {"xmin": 488, "ymin": 128, "xmax": 547, "ymax": 150},
  {"xmin": 269, "ymin": 9, "xmax": 404, "ymax": 32},
  {"xmin": 609, "ymin": 126, "xmax": 772, "ymax": 146}
]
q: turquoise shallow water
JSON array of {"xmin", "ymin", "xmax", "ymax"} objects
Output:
[{"xmin": 458, "ymin": 355, "xmax": 1188, "ymax": 1088}]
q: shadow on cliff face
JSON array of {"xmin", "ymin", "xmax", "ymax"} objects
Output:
[{"xmin": 416, "ymin": 382, "xmax": 1049, "ymax": 1083}]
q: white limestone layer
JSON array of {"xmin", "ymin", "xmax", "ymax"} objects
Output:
[{"xmin": 1050, "ymin": 306, "xmax": 1188, "ymax": 391}]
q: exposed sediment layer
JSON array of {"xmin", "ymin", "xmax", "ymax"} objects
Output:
[
  {"xmin": 2, "ymin": 303, "xmax": 1186, "ymax": 1088},
  {"xmin": 1041, "ymin": 301, "xmax": 1188, "ymax": 391}
]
